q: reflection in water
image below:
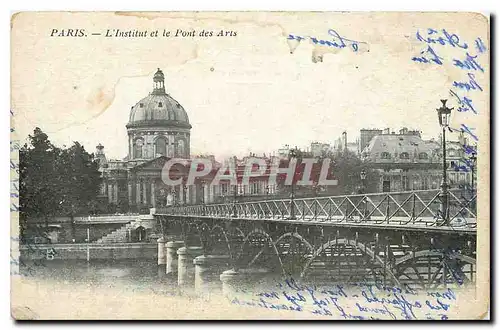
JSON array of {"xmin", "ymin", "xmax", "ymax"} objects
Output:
[{"xmin": 20, "ymin": 259, "xmax": 184, "ymax": 296}]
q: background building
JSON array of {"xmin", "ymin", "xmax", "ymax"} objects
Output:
[
  {"xmin": 360, "ymin": 127, "xmax": 472, "ymax": 192},
  {"xmin": 98, "ymin": 69, "xmax": 193, "ymax": 212}
]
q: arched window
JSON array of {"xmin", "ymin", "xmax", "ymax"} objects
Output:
[
  {"xmin": 400, "ymin": 152, "xmax": 409, "ymax": 159},
  {"xmin": 134, "ymin": 139, "xmax": 143, "ymax": 158},
  {"xmin": 177, "ymin": 139, "xmax": 185, "ymax": 157},
  {"xmin": 418, "ymin": 152, "xmax": 428, "ymax": 160},
  {"xmin": 381, "ymin": 152, "xmax": 391, "ymax": 159},
  {"xmin": 155, "ymin": 137, "xmax": 167, "ymax": 156}
]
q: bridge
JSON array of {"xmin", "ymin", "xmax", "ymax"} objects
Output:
[{"xmin": 153, "ymin": 189, "xmax": 477, "ymax": 292}]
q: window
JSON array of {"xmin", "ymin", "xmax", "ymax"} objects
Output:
[
  {"xmin": 400, "ymin": 152, "xmax": 409, "ymax": 159},
  {"xmin": 422, "ymin": 177, "xmax": 429, "ymax": 190},
  {"xmin": 418, "ymin": 152, "xmax": 428, "ymax": 160},
  {"xmin": 155, "ymin": 137, "xmax": 167, "ymax": 156},
  {"xmin": 381, "ymin": 152, "xmax": 391, "ymax": 159},
  {"xmin": 134, "ymin": 139, "xmax": 143, "ymax": 158},
  {"xmin": 220, "ymin": 183, "xmax": 229, "ymax": 196},
  {"xmin": 139, "ymin": 103, "xmax": 144, "ymax": 108},
  {"xmin": 402, "ymin": 176, "xmax": 409, "ymax": 191},
  {"xmin": 250, "ymin": 181, "xmax": 260, "ymax": 195},
  {"xmin": 177, "ymin": 139, "xmax": 185, "ymax": 157},
  {"xmin": 158, "ymin": 102, "xmax": 163, "ymax": 107}
]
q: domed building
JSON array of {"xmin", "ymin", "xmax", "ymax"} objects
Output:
[
  {"xmin": 96, "ymin": 69, "xmax": 196, "ymax": 212},
  {"xmin": 126, "ymin": 69, "xmax": 191, "ymax": 161}
]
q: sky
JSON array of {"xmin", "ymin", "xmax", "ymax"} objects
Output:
[{"xmin": 12, "ymin": 12, "xmax": 488, "ymax": 161}]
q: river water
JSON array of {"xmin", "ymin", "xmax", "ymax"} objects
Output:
[
  {"xmin": 18, "ymin": 259, "xmax": 194, "ymax": 297},
  {"xmin": 16, "ymin": 258, "xmax": 474, "ymax": 320}
]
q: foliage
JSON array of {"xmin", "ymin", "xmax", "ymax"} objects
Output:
[
  {"xmin": 19, "ymin": 128, "xmax": 102, "ymax": 227},
  {"xmin": 276, "ymin": 148, "xmax": 378, "ymax": 197}
]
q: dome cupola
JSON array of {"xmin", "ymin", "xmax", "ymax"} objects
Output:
[{"xmin": 126, "ymin": 69, "xmax": 191, "ymax": 160}]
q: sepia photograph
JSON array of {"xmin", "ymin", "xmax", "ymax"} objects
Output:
[{"xmin": 10, "ymin": 11, "xmax": 489, "ymax": 320}]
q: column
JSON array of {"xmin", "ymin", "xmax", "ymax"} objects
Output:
[
  {"xmin": 177, "ymin": 246, "xmax": 203, "ymax": 286},
  {"xmin": 107, "ymin": 183, "xmax": 113, "ymax": 203},
  {"xmin": 113, "ymin": 182, "xmax": 119, "ymax": 203},
  {"xmin": 143, "ymin": 180, "xmax": 148, "ymax": 206},
  {"xmin": 204, "ymin": 184, "xmax": 209, "ymax": 204},
  {"xmin": 128, "ymin": 182, "xmax": 133, "ymax": 206},
  {"xmin": 166, "ymin": 241, "xmax": 184, "ymax": 275},
  {"xmin": 194, "ymin": 255, "xmax": 230, "ymax": 294},
  {"xmin": 191, "ymin": 184, "xmax": 198, "ymax": 204},
  {"xmin": 186, "ymin": 185, "xmax": 191, "ymax": 204},
  {"xmin": 151, "ymin": 180, "xmax": 156, "ymax": 208},
  {"xmin": 136, "ymin": 180, "xmax": 141, "ymax": 205},
  {"xmin": 157, "ymin": 237, "xmax": 166, "ymax": 265},
  {"xmin": 129, "ymin": 136, "xmax": 133, "ymax": 159}
]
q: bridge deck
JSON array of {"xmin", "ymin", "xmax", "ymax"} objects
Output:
[{"xmin": 155, "ymin": 189, "xmax": 477, "ymax": 234}]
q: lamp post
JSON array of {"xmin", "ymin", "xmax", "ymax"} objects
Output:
[
  {"xmin": 436, "ymin": 99, "xmax": 453, "ymax": 225},
  {"xmin": 288, "ymin": 146, "xmax": 298, "ymax": 220},
  {"xmin": 232, "ymin": 184, "xmax": 237, "ymax": 217},
  {"xmin": 470, "ymin": 150, "xmax": 477, "ymax": 190},
  {"xmin": 360, "ymin": 169, "xmax": 367, "ymax": 193}
]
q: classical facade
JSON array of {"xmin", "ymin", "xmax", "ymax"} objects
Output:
[
  {"xmin": 97, "ymin": 69, "xmax": 194, "ymax": 212},
  {"xmin": 96, "ymin": 69, "xmax": 278, "ymax": 212},
  {"xmin": 360, "ymin": 127, "xmax": 473, "ymax": 192}
]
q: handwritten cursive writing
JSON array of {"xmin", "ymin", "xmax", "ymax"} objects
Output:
[
  {"xmin": 228, "ymin": 277, "xmax": 460, "ymax": 320},
  {"xmin": 288, "ymin": 29, "xmax": 367, "ymax": 52}
]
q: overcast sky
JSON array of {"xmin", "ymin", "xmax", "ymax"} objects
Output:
[{"xmin": 12, "ymin": 12, "xmax": 487, "ymax": 160}]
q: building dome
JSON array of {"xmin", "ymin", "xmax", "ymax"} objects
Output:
[{"xmin": 127, "ymin": 69, "xmax": 191, "ymax": 129}]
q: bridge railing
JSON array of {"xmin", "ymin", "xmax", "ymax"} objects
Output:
[{"xmin": 156, "ymin": 189, "xmax": 476, "ymax": 228}]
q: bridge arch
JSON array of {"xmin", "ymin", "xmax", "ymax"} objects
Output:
[
  {"xmin": 274, "ymin": 232, "xmax": 314, "ymax": 253},
  {"xmin": 210, "ymin": 224, "xmax": 232, "ymax": 258},
  {"xmin": 273, "ymin": 232, "xmax": 315, "ymax": 277},
  {"xmin": 300, "ymin": 238, "xmax": 401, "ymax": 286},
  {"xmin": 237, "ymin": 228, "xmax": 286, "ymax": 276},
  {"xmin": 394, "ymin": 250, "xmax": 476, "ymax": 288}
]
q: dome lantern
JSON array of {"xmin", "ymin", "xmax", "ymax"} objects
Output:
[{"xmin": 152, "ymin": 68, "xmax": 166, "ymax": 95}]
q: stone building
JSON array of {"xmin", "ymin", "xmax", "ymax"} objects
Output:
[
  {"xmin": 97, "ymin": 69, "xmax": 194, "ymax": 212},
  {"xmin": 96, "ymin": 69, "xmax": 279, "ymax": 212},
  {"xmin": 360, "ymin": 127, "xmax": 472, "ymax": 193}
]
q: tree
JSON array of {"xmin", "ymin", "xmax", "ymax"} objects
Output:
[
  {"xmin": 275, "ymin": 148, "xmax": 379, "ymax": 198},
  {"xmin": 19, "ymin": 128, "xmax": 61, "ymax": 231},
  {"xmin": 326, "ymin": 150, "xmax": 378, "ymax": 195},
  {"xmin": 56, "ymin": 141, "xmax": 102, "ymax": 222},
  {"xmin": 19, "ymin": 128, "xmax": 102, "ymax": 238}
]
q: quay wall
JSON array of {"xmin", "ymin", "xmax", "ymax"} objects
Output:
[{"xmin": 19, "ymin": 243, "xmax": 158, "ymax": 261}]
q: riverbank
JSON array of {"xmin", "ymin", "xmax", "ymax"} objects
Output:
[{"xmin": 19, "ymin": 242, "xmax": 157, "ymax": 261}]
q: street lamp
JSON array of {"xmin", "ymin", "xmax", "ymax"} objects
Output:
[
  {"xmin": 470, "ymin": 150, "xmax": 477, "ymax": 190},
  {"xmin": 436, "ymin": 99, "xmax": 453, "ymax": 225},
  {"xmin": 232, "ymin": 184, "xmax": 238, "ymax": 217},
  {"xmin": 360, "ymin": 169, "xmax": 367, "ymax": 193},
  {"xmin": 288, "ymin": 146, "xmax": 298, "ymax": 220}
]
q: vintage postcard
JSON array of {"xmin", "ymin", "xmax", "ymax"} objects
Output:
[{"xmin": 11, "ymin": 12, "xmax": 489, "ymax": 320}]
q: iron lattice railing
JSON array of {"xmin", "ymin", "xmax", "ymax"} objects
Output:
[{"xmin": 156, "ymin": 189, "xmax": 477, "ymax": 228}]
